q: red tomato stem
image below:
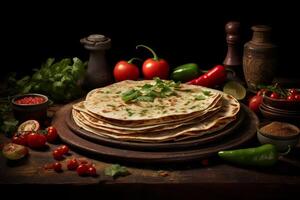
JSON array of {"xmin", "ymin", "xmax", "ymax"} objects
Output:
[
  {"xmin": 127, "ymin": 57, "xmax": 142, "ymax": 64},
  {"xmin": 136, "ymin": 44, "xmax": 159, "ymax": 61}
]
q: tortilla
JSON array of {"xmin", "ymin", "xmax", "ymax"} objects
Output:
[
  {"xmin": 72, "ymin": 94, "xmax": 240, "ymax": 142},
  {"xmin": 84, "ymin": 80, "xmax": 221, "ymax": 124}
]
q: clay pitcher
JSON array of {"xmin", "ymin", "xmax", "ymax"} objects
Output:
[{"xmin": 243, "ymin": 25, "xmax": 277, "ymax": 91}]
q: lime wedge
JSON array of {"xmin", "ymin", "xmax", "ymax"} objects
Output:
[{"xmin": 223, "ymin": 81, "xmax": 246, "ymax": 100}]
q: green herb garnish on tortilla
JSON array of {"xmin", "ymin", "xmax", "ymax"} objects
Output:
[{"xmin": 121, "ymin": 78, "xmax": 180, "ymax": 103}]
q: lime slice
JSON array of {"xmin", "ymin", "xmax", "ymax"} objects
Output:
[{"xmin": 223, "ymin": 81, "xmax": 246, "ymax": 100}]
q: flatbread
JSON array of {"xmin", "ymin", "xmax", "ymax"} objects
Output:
[
  {"xmin": 84, "ymin": 80, "xmax": 221, "ymax": 123},
  {"xmin": 72, "ymin": 94, "xmax": 240, "ymax": 142},
  {"xmin": 73, "ymin": 96, "xmax": 222, "ymax": 131}
]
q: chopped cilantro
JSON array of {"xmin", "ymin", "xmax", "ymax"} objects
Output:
[
  {"xmin": 125, "ymin": 108, "xmax": 134, "ymax": 116},
  {"xmin": 202, "ymin": 90, "xmax": 212, "ymax": 96},
  {"xmin": 139, "ymin": 109, "xmax": 148, "ymax": 116},
  {"xmin": 184, "ymin": 101, "xmax": 191, "ymax": 105},
  {"xmin": 121, "ymin": 78, "xmax": 180, "ymax": 103},
  {"xmin": 194, "ymin": 95, "xmax": 206, "ymax": 100}
]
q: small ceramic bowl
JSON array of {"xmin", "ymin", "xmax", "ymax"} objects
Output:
[
  {"xmin": 263, "ymin": 94, "xmax": 300, "ymax": 111},
  {"xmin": 257, "ymin": 122, "xmax": 300, "ymax": 152},
  {"xmin": 11, "ymin": 93, "xmax": 49, "ymax": 123}
]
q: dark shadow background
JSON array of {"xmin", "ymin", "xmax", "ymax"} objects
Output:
[{"xmin": 1, "ymin": 1, "xmax": 299, "ymax": 79}]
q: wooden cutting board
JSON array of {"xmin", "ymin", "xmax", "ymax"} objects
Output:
[{"xmin": 53, "ymin": 103, "xmax": 258, "ymax": 164}]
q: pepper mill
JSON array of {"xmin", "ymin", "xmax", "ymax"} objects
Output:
[
  {"xmin": 243, "ymin": 25, "xmax": 277, "ymax": 91},
  {"xmin": 223, "ymin": 21, "xmax": 243, "ymax": 80},
  {"xmin": 80, "ymin": 34, "xmax": 112, "ymax": 90}
]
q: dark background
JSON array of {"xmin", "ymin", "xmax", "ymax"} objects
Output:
[{"xmin": 1, "ymin": 1, "xmax": 299, "ymax": 79}]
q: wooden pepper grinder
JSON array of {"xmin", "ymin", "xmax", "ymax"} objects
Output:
[
  {"xmin": 80, "ymin": 34, "xmax": 112, "ymax": 90},
  {"xmin": 223, "ymin": 21, "xmax": 243, "ymax": 79}
]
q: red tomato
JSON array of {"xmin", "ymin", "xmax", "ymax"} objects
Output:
[
  {"xmin": 77, "ymin": 164, "xmax": 89, "ymax": 176},
  {"xmin": 289, "ymin": 89, "xmax": 298, "ymax": 95},
  {"xmin": 87, "ymin": 166, "xmax": 97, "ymax": 176},
  {"xmin": 287, "ymin": 95, "xmax": 296, "ymax": 101},
  {"xmin": 12, "ymin": 133, "xmax": 28, "ymax": 146},
  {"xmin": 46, "ymin": 126, "xmax": 58, "ymax": 143},
  {"xmin": 57, "ymin": 145, "xmax": 69, "ymax": 155},
  {"xmin": 53, "ymin": 149, "xmax": 64, "ymax": 160},
  {"xmin": 67, "ymin": 158, "xmax": 79, "ymax": 170},
  {"xmin": 27, "ymin": 133, "xmax": 46, "ymax": 149},
  {"xmin": 249, "ymin": 95, "xmax": 263, "ymax": 113},
  {"xmin": 142, "ymin": 58, "xmax": 169, "ymax": 79},
  {"xmin": 113, "ymin": 59, "xmax": 140, "ymax": 82},
  {"xmin": 257, "ymin": 89, "xmax": 267, "ymax": 96},
  {"xmin": 137, "ymin": 45, "xmax": 169, "ymax": 79},
  {"xmin": 53, "ymin": 162, "xmax": 62, "ymax": 172},
  {"xmin": 270, "ymin": 92, "xmax": 280, "ymax": 99},
  {"xmin": 295, "ymin": 94, "xmax": 300, "ymax": 101}
]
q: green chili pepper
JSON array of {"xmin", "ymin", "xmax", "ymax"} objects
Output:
[
  {"xmin": 171, "ymin": 63, "xmax": 200, "ymax": 82},
  {"xmin": 218, "ymin": 144, "xmax": 286, "ymax": 167}
]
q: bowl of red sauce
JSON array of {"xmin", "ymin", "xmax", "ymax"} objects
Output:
[{"xmin": 12, "ymin": 93, "xmax": 49, "ymax": 123}]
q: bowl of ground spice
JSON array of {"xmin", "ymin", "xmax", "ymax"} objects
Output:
[{"xmin": 257, "ymin": 121, "xmax": 300, "ymax": 152}]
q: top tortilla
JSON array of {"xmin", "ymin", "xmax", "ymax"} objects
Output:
[{"xmin": 84, "ymin": 80, "xmax": 221, "ymax": 123}]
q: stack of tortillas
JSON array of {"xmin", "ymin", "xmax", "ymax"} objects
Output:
[{"xmin": 72, "ymin": 79, "xmax": 240, "ymax": 142}]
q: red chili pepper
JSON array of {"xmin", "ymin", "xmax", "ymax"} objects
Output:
[{"xmin": 188, "ymin": 65, "xmax": 226, "ymax": 87}]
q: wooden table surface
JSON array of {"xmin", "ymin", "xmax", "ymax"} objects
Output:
[{"xmin": 1, "ymin": 105, "xmax": 300, "ymax": 199}]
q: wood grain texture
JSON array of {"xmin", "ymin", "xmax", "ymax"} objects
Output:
[{"xmin": 1, "ymin": 103, "xmax": 300, "ymax": 199}]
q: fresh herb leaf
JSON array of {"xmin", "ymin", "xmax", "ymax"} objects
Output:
[
  {"xmin": 195, "ymin": 95, "xmax": 206, "ymax": 100},
  {"xmin": 104, "ymin": 164, "xmax": 130, "ymax": 178},
  {"xmin": 139, "ymin": 109, "xmax": 148, "ymax": 116},
  {"xmin": 136, "ymin": 96, "xmax": 155, "ymax": 102},
  {"xmin": 122, "ymin": 90, "xmax": 141, "ymax": 102},
  {"xmin": 121, "ymin": 78, "xmax": 180, "ymax": 103},
  {"xmin": 125, "ymin": 108, "xmax": 134, "ymax": 116},
  {"xmin": 9, "ymin": 57, "xmax": 87, "ymax": 102},
  {"xmin": 1, "ymin": 120, "xmax": 18, "ymax": 135},
  {"xmin": 184, "ymin": 101, "xmax": 191, "ymax": 105},
  {"xmin": 202, "ymin": 90, "xmax": 212, "ymax": 96}
]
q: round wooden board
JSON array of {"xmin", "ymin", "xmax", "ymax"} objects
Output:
[
  {"xmin": 53, "ymin": 103, "xmax": 259, "ymax": 164},
  {"xmin": 66, "ymin": 105, "xmax": 245, "ymax": 151}
]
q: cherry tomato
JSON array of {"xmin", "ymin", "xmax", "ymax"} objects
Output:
[
  {"xmin": 270, "ymin": 92, "xmax": 280, "ymax": 99},
  {"xmin": 87, "ymin": 166, "xmax": 97, "ymax": 176},
  {"xmin": 53, "ymin": 162, "xmax": 62, "ymax": 172},
  {"xmin": 289, "ymin": 89, "xmax": 298, "ymax": 95},
  {"xmin": 294, "ymin": 94, "xmax": 300, "ymax": 101},
  {"xmin": 46, "ymin": 126, "xmax": 58, "ymax": 143},
  {"xmin": 287, "ymin": 95, "xmax": 296, "ymax": 101},
  {"xmin": 57, "ymin": 145, "xmax": 69, "ymax": 155},
  {"xmin": 257, "ymin": 89, "xmax": 267, "ymax": 96},
  {"xmin": 248, "ymin": 95, "xmax": 263, "ymax": 113},
  {"xmin": 113, "ymin": 58, "xmax": 140, "ymax": 82},
  {"xmin": 53, "ymin": 149, "xmax": 64, "ymax": 160},
  {"xmin": 27, "ymin": 133, "xmax": 47, "ymax": 149},
  {"xmin": 78, "ymin": 157, "xmax": 93, "ymax": 167},
  {"xmin": 67, "ymin": 158, "xmax": 79, "ymax": 170},
  {"xmin": 12, "ymin": 133, "xmax": 28, "ymax": 146},
  {"xmin": 77, "ymin": 164, "xmax": 89, "ymax": 176},
  {"xmin": 137, "ymin": 45, "xmax": 169, "ymax": 79}
]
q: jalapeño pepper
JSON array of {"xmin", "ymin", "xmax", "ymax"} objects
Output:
[
  {"xmin": 218, "ymin": 144, "xmax": 280, "ymax": 167},
  {"xmin": 171, "ymin": 63, "xmax": 200, "ymax": 82}
]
